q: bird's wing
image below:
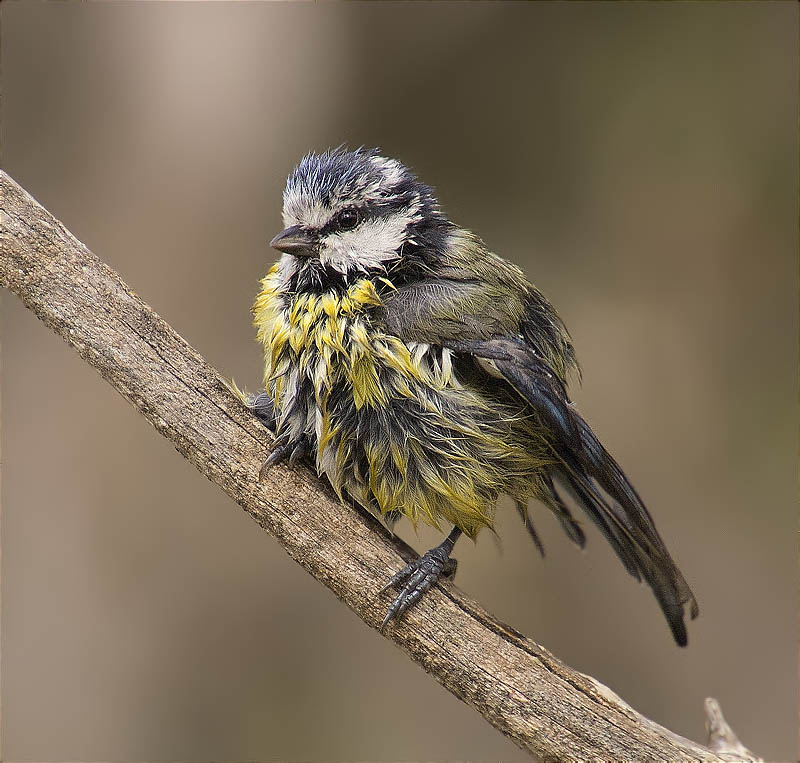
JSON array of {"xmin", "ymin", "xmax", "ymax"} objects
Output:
[{"xmin": 378, "ymin": 275, "xmax": 699, "ymax": 646}]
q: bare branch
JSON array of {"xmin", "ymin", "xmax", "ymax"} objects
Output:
[
  {"xmin": 705, "ymin": 698, "xmax": 760, "ymax": 761},
  {"xmin": 0, "ymin": 170, "xmax": 752, "ymax": 761}
]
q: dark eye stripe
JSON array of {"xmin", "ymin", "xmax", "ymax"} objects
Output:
[
  {"xmin": 319, "ymin": 207, "xmax": 364, "ymax": 236},
  {"xmin": 318, "ymin": 193, "xmax": 420, "ymax": 236}
]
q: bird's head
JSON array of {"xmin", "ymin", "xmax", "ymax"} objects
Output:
[{"xmin": 270, "ymin": 147, "xmax": 450, "ymax": 285}]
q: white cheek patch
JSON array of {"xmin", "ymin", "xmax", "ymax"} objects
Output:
[{"xmin": 319, "ymin": 204, "xmax": 421, "ymax": 274}]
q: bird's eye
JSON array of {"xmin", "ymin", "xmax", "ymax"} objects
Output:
[{"xmin": 337, "ymin": 208, "xmax": 361, "ymax": 231}]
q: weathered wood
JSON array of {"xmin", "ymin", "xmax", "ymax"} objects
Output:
[
  {"xmin": 705, "ymin": 698, "xmax": 761, "ymax": 761},
  {"xmin": 0, "ymin": 170, "xmax": 753, "ymax": 761}
]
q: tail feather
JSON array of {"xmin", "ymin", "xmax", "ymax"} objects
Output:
[
  {"xmin": 515, "ymin": 500, "xmax": 546, "ymax": 557},
  {"xmin": 541, "ymin": 473, "xmax": 586, "ymax": 549},
  {"xmin": 552, "ymin": 413, "xmax": 699, "ymax": 647},
  {"xmin": 556, "ymin": 467, "xmax": 643, "ymax": 579},
  {"xmin": 516, "ymin": 477, "xmax": 587, "ymax": 557},
  {"xmin": 447, "ymin": 336, "xmax": 698, "ymax": 645}
]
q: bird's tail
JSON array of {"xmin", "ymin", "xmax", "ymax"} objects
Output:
[{"xmin": 551, "ymin": 414, "xmax": 699, "ymax": 647}]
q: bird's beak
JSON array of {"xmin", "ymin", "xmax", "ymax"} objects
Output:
[{"xmin": 270, "ymin": 225, "xmax": 316, "ymax": 257}]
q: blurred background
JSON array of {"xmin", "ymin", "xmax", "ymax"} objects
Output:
[{"xmin": 2, "ymin": 3, "xmax": 797, "ymax": 761}]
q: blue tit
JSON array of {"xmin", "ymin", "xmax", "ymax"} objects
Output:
[{"xmin": 249, "ymin": 147, "xmax": 698, "ymax": 645}]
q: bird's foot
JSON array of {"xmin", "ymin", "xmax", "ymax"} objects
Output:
[
  {"xmin": 380, "ymin": 546, "xmax": 458, "ymax": 630},
  {"xmin": 259, "ymin": 432, "xmax": 310, "ymax": 479}
]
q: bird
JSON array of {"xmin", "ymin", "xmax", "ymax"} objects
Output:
[{"xmin": 246, "ymin": 146, "xmax": 699, "ymax": 645}]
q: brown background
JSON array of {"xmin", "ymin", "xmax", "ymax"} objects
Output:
[{"xmin": 2, "ymin": 3, "xmax": 797, "ymax": 761}]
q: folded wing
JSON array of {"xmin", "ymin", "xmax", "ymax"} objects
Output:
[
  {"xmin": 447, "ymin": 336, "xmax": 699, "ymax": 646},
  {"xmin": 379, "ymin": 270, "xmax": 699, "ymax": 645}
]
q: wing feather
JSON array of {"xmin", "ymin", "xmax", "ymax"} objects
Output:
[
  {"xmin": 378, "ymin": 257, "xmax": 698, "ymax": 645},
  {"xmin": 449, "ymin": 336, "xmax": 699, "ymax": 646}
]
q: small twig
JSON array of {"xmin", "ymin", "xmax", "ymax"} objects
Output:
[
  {"xmin": 705, "ymin": 697, "xmax": 760, "ymax": 761},
  {"xmin": 0, "ymin": 170, "xmax": 754, "ymax": 761}
]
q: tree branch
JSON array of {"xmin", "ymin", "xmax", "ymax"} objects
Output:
[{"xmin": 0, "ymin": 171, "xmax": 754, "ymax": 762}]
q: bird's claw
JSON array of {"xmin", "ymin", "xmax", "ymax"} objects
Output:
[
  {"xmin": 259, "ymin": 434, "xmax": 308, "ymax": 479},
  {"xmin": 380, "ymin": 548, "xmax": 457, "ymax": 630}
]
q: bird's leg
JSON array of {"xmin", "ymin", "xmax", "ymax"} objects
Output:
[{"xmin": 381, "ymin": 526, "xmax": 462, "ymax": 629}]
